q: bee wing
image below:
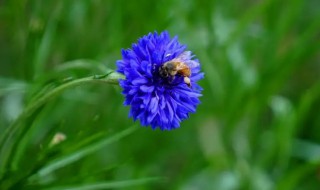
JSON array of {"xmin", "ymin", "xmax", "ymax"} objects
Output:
[
  {"xmin": 175, "ymin": 51, "xmax": 199, "ymax": 68},
  {"xmin": 184, "ymin": 59, "xmax": 199, "ymax": 69},
  {"xmin": 176, "ymin": 51, "xmax": 192, "ymax": 60}
]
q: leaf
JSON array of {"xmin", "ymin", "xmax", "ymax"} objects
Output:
[
  {"xmin": 0, "ymin": 77, "xmax": 27, "ymax": 96},
  {"xmin": 29, "ymin": 126, "xmax": 137, "ymax": 181},
  {"xmin": 42, "ymin": 177, "xmax": 164, "ymax": 190},
  {"xmin": 276, "ymin": 162, "xmax": 320, "ymax": 190}
]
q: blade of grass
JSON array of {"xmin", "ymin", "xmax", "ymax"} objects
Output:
[
  {"xmin": 42, "ymin": 177, "xmax": 165, "ymax": 190},
  {"xmin": 276, "ymin": 161, "xmax": 320, "ymax": 190},
  {"xmin": 33, "ymin": 1, "xmax": 61, "ymax": 78},
  {"xmin": 29, "ymin": 125, "xmax": 137, "ymax": 181},
  {"xmin": 0, "ymin": 78, "xmax": 27, "ymax": 96},
  {"xmin": 0, "ymin": 71, "xmax": 124, "ymax": 178}
]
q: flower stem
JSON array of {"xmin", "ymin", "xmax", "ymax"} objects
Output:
[
  {"xmin": 25, "ymin": 71, "xmax": 123, "ymax": 119},
  {"xmin": 0, "ymin": 71, "xmax": 124, "ymax": 177}
]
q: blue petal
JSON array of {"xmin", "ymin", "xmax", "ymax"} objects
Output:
[
  {"xmin": 149, "ymin": 97, "xmax": 159, "ymax": 114},
  {"xmin": 166, "ymin": 102, "xmax": 174, "ymax": 123},
  {"xmin": 140, "ymin": 85, "xmax": 154, "ymax": 93},
  {"xmin": 132, "ymin": 77, "xmax": 148, "ymax": 85}
]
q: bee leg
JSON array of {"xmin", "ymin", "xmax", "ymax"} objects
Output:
[{"xmin": 184, "ymin": 77, "xmax": 191, "ymax": 88}]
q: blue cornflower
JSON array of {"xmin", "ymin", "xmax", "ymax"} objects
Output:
[{"xmin": 117, "ymin": 31, "xmax": 204, "ymax": 130}]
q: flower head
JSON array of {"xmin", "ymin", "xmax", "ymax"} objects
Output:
[{"xmin": 117, "ymin": 31, "xmax": 204, "ymax": 130}]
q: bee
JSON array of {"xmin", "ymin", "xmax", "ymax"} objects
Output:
[{"xmin": 159, "ymin": 51, "xmax": 199, "ymax": 87}]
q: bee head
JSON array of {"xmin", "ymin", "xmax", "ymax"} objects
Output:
[
  {"xmin": 159, "ymin": 65, "xmax": 169, "ymax": 78},
  {"xmin": 165, "ymin": 62, "xmax": 176, "ymax": 71}
]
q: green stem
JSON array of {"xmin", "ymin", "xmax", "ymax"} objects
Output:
[{"xmin": 0, "ymin": 71, "xmax": 124, "ymax": 177}]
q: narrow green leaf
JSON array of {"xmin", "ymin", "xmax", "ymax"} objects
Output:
[
  {"xmin": 0, "ymin": 78, "xmax": 27, "ymax": 96},
  {"xmin": 42, "ymin": 177, "xmax": 164, "ymax": 190},
  {"xmin": 276, "ymin": 162, "xmax": 320, "ymax": 190},
  {"xmin": 0, "ymin": 71, "xmax": 124, "ymax": 176},
  {"xmin": 29, "ymin": 126, "xmax": 137, "ymax": 180}
]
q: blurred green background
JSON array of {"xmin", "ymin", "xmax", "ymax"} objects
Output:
[{"xmin": 1, "ymin": 0, "xmax": 320, "ymax": 189}]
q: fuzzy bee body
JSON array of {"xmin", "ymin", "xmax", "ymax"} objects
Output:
[{"xmin": 159, "ymin": 51, "xmax": 199, "ymax": 87}]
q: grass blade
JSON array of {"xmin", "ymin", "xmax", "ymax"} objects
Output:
[
  {"xmin": 42, "ymin": 177, "xmax": 164, "ymax": 190},
  {"xmin": 29, "ymin": 126, "xmax": 137, "ymax": 181}
]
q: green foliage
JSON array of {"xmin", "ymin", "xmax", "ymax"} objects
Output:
[{"xmin": 0, "ymin": 0, "xmax": 320, "ymax": 189}]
